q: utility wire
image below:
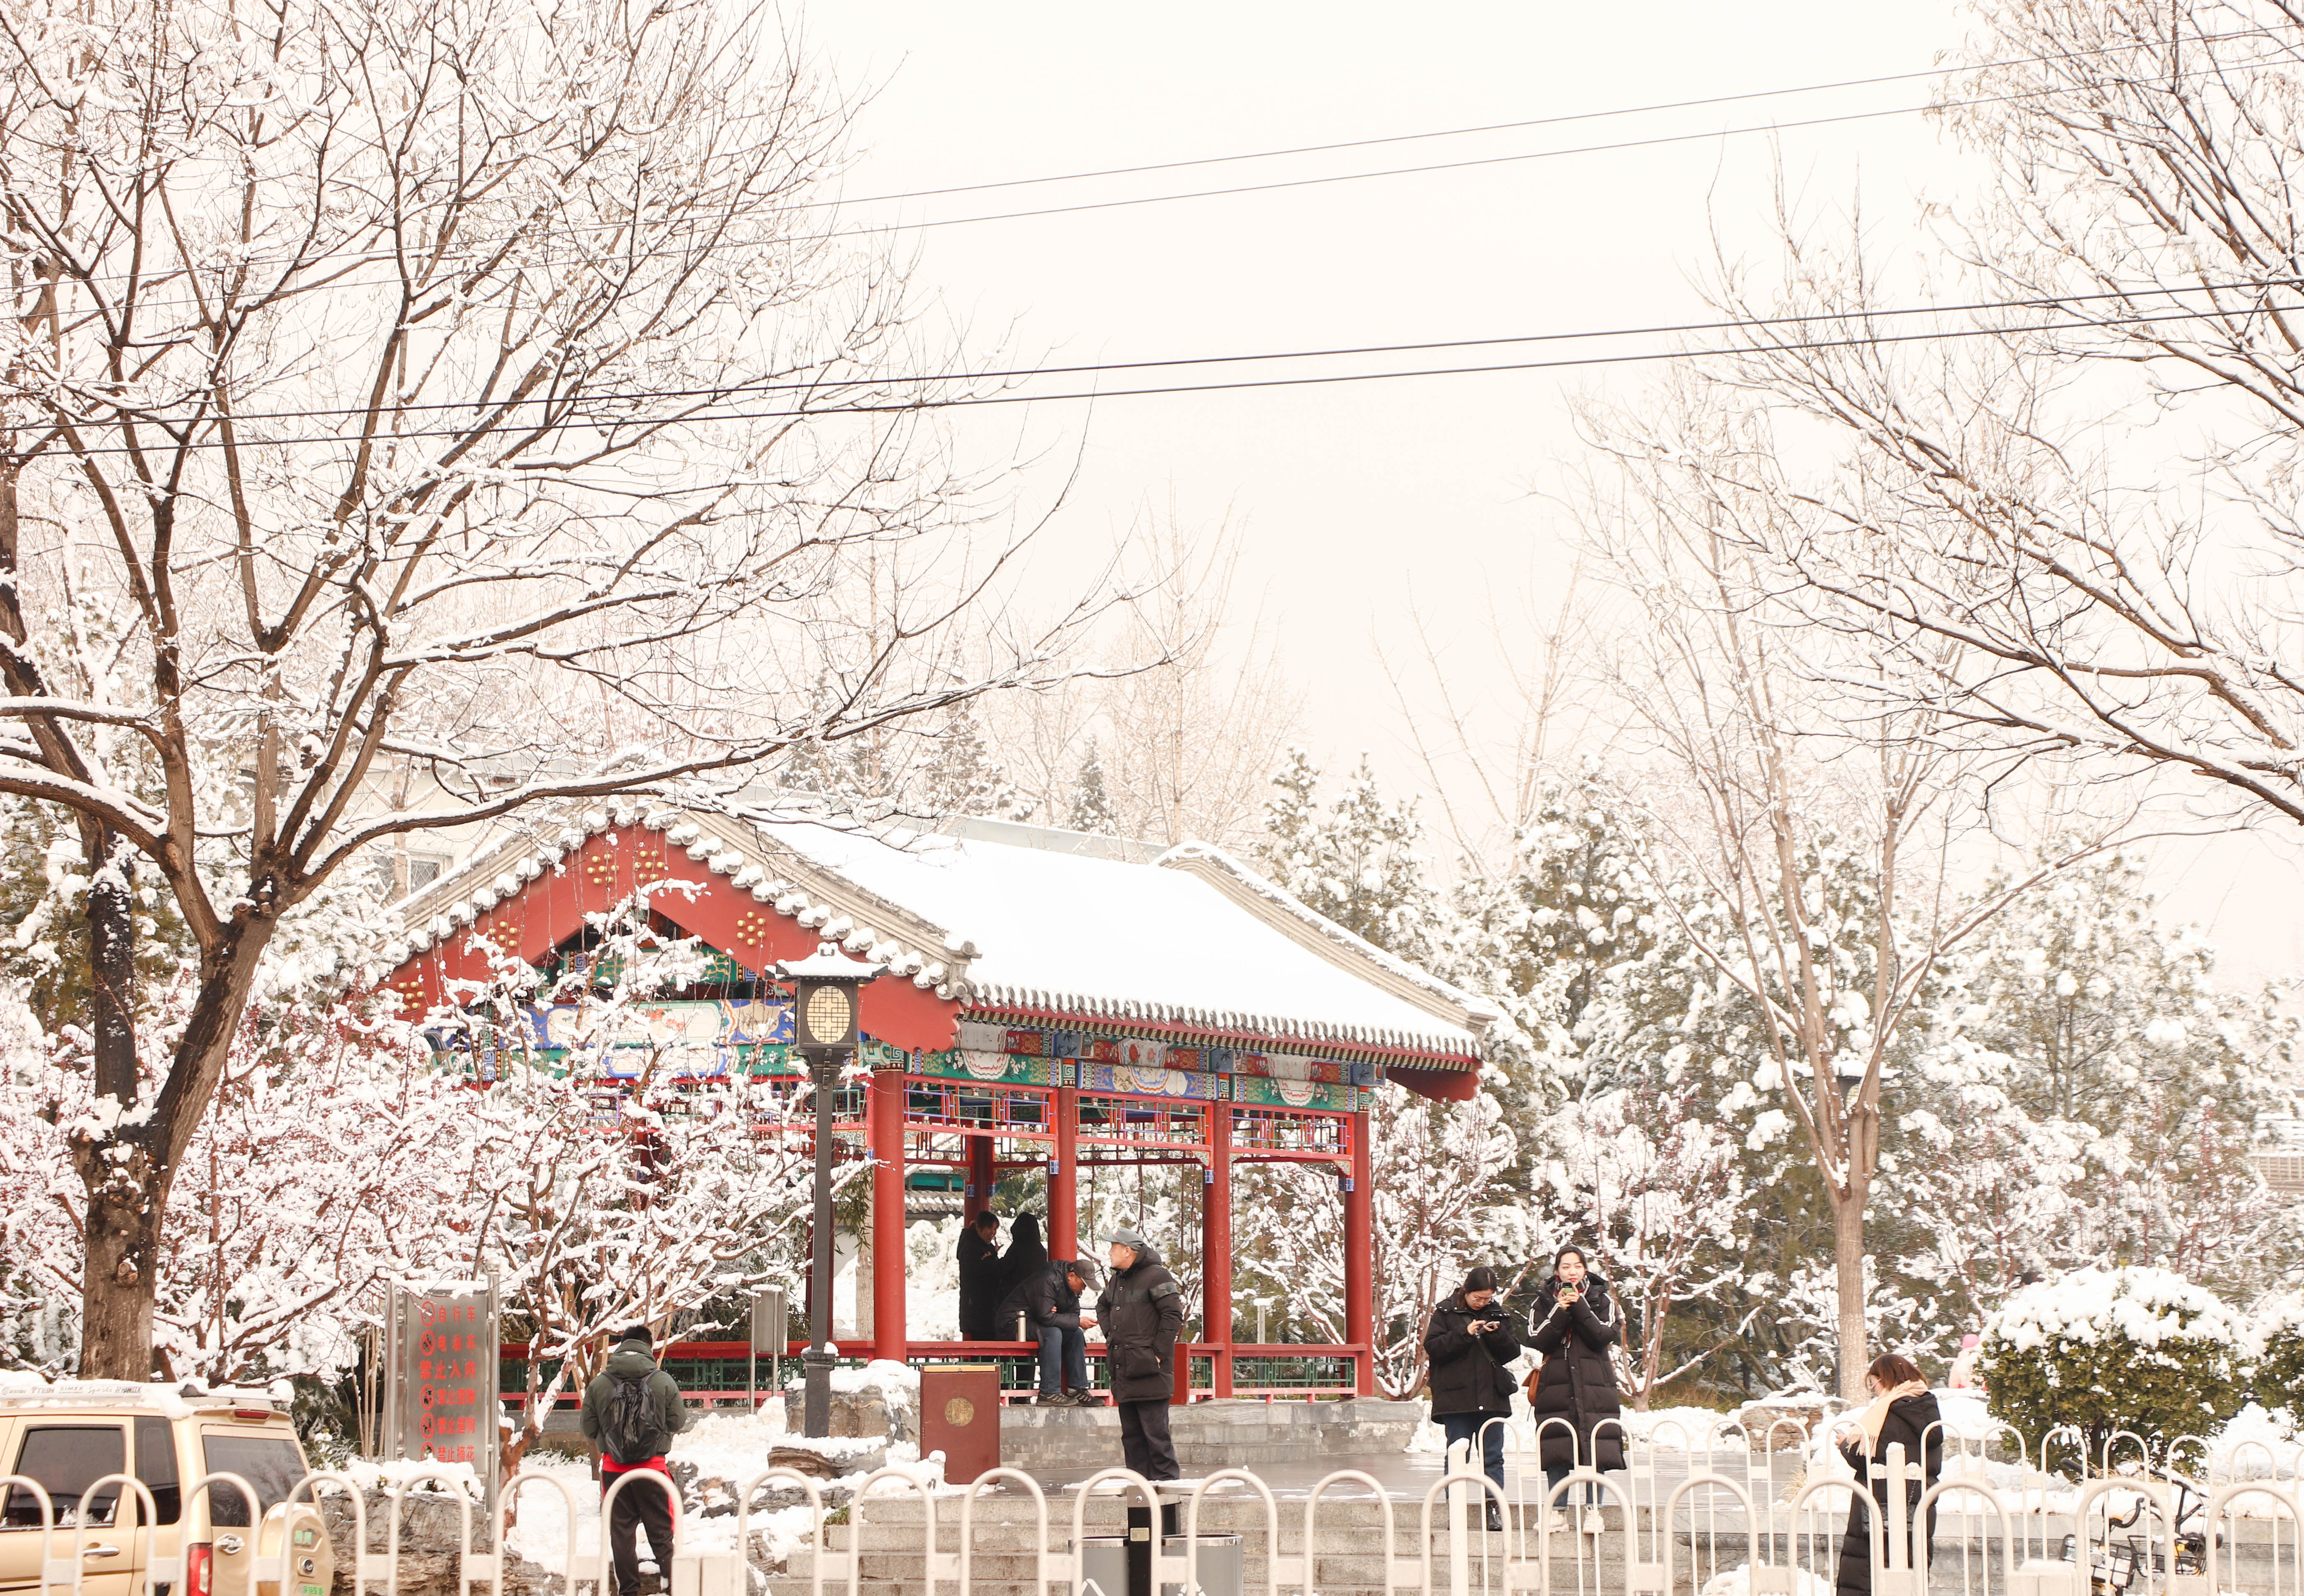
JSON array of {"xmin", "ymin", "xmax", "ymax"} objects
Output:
[
  {"xmin": 820, "ymin": 24, "xmax": 2286, "ymax": 210},
  {"xmin": 34, "ymin": 34, "xmax": 2291, "ymax": 298},
  {"xmin": 44, "ymin": 278, "xmax": 2294, "ymax": 429},
  {"xmin": 22, "ymin": 300, "xmax": 2247, "ymax": 457}
]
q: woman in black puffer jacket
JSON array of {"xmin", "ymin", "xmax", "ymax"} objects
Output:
[
  {"xmin": 1423, "ymin": 1265, "xmax": 1523, "ymax": 1532},
  {"xmin": 1833, "ymin": 1353, "xmax": 1942, "ymax": 1596},
  {"xmin": 1524, "ymin": 1245, "xmax": 1623, "ymax": 1530}
]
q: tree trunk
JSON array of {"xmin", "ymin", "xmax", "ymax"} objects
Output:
[
  {"xmin": 75, "ymin": 819, "xmax": 154, "ymax": 1378},
  {"xmin": 75, "ymin": 926, "xmax": 274, "ymax": 1378},
  {"xmin": 76, "ymin": 1144, "xmax": 163, "ymax": 1378},
  {"xmin": 1833, "ymin": 1189, "xmax": 1869, "ymax": 1402}
]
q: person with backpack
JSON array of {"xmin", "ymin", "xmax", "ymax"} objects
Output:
[{"xmin": 581, "ymin": 1325, "xmax": 692, "ymax": 1596}]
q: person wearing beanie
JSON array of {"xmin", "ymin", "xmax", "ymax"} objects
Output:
[
  {"xmin": 1423, "ymin": 1264, "xmax": 1522, "ymax": 1533},
  {"xmin": 1096, "ymin": 1227, "xmax": 1185, "ymax": 1496},
  {"xmin": 580, "ymin": 1324, "xmax": 691, "ymax": 1596}
]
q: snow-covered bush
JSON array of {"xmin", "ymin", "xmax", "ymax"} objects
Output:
[
  {"xmin": 2252, "ymin": 1292, "xmax": 2304, "ymax": 1420},
  {"xmin": 1980, "ymin": 1267, "xmax": 2255, "ymax": 1463}
]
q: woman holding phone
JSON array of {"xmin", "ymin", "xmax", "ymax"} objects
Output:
[
  {"xmin": 1526, "ymin": 1244, "xmax": 1624, "ymax": 1535},
  {"xmin": 1422, "ymin": 1264, "xmax": 1522, "ymax": 1532}
]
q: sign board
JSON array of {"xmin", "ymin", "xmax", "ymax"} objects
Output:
[
  {"xmin": 382, "ymin": 1281, "xmax": 501, "ymax": 1506},
  {"xmin": 750, "ymin": 1287, "xmax": 787, "ymax": 1353}
]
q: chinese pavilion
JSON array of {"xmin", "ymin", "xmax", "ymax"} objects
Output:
[{"xmin": 379, "ymin": 807, "xmax": 1496, "ymax": 1398}]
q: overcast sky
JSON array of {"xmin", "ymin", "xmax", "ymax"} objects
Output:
[{"xmin": 809, "ymin": 0, "xmax": 2304, "ymax": 986}]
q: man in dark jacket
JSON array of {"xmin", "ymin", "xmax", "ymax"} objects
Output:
[
  {"xmin": 1423, "ymin": 1265, "xmax": 1522, "ymax": 1532},
  {"xmin": 1095, "ymin": 1227, "xmax": 1185, "ymax": 1484},
  {"xmin": 956, "ymin": 1211, "xmax": 1003, "ymax": 1341},
  {"xmin": 580, "ymin": 1325, "xmax": 693, "ymax": 1596},
  {"xmin": 998, "ymin": 1258, "xmax": 1100, "ymax": 1405}
]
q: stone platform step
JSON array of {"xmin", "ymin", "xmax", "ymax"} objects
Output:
[{"xmin": 993, "ymin": 1399, "xmax": 1422, "ymax": 1471}]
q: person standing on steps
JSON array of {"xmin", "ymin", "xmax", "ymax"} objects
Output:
[
  {"xmin": 580, "ymin": 1325, "xmax": 693, "ymax": 1596},
  {"xmin": 998, "ymin": 1256, "xmax": 1101, "ymax": 1404},
  {"xmin": 1096, "ymin": 1227, "xmax": 1185, "ymax": 1492},
  {"xmin": 956, "ymin": 1210, "xmax": 1004, "ymax": 1341},
  {"xmin": 1422, "ymin": 1265, "xmax": 1522, "ymax": 1534},
  {"xmin": 1526, "ymin": 1245, "xmax": 1624, "ymax": 1538},
  {"xmin": 1833, "ymin": 1353, "xmax": 1943, "ymax": 1596}
]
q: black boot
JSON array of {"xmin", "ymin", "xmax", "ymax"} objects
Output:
[{"xmin": 1484, "ymin": 1501, "xmax": 1505, "ymax": 1534}]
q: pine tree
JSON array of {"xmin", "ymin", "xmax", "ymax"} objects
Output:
[
  {"xmin": 1066, "ymin": 742, "xmax": 1120, "ymax": 835},
  {"xmin": 1256, "ymin": 749, "xmax": 1440, "ymax": 963},
  {"xmin": 917, "ymin": 707, "xmax": 1030, "ymax": 822}
]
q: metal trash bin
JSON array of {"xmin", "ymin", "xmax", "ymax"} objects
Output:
[{"xmin": 1074, "ymin": 1534, "xmax": 1243, "ymax": 1596}]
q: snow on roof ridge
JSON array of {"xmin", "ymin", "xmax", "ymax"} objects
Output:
[{"xmin": 1152, "ymin": 840, "xmax": 1503, "ymax": 1033}]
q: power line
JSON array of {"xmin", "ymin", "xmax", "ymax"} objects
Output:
[
  {"xmin": 819, "ymin": 25, "xmax": 2286, "ymax": 211},
  {"xmin": 36, "ymin": 33, "xmax": 2291, "ymax": 298},
  {"xmin": 20, "ymin": 300, "xmax": 2247, "ymax": 457},
  {"xmin": 47, "ymin": 278, "xmax": 2291, "ymax": 429}
]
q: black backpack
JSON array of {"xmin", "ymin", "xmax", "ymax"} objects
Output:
[{"xmin": 600, "ymin": 1369, "xmax": 669, "ymax": 1465}]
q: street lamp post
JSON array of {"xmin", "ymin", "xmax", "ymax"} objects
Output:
[{"xmin": 775, "ymin": 941, "xmax": 887, "ymax": 1439}]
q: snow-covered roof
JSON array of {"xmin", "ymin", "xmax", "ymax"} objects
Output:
[
  {"xmin": 384, "ymin": 805, "xmax": 1492, "ymax": 1062},
  {"xmin": 748, "ymin": 816, "xmax": 1493, "ymax": 1058}
]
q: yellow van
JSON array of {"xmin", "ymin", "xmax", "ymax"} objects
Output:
[{"xmin": 0, "ymin": 1381, "xmax": 333, "ymax": 1596}]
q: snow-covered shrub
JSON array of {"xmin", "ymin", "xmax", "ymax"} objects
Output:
[
  {"xmin": 2252, "ymin": 1292, "xmax": 2304, "ymax": 1419},
  {"xmin": 1979, "ymin": 1267, "xmax": 2255, "ymax": 1464}
]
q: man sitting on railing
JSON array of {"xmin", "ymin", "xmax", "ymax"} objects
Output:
[{"xmin": 999, "ymin": 1257, "xmax": 1102, "ymax": 1406}]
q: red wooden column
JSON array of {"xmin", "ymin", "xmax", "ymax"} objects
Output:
[
  {"xmin": 1205, "ymin": 1103, "xmax": 1233, "ymax": 1396},
  {"xmin": 869, "ymin": 1064, "xmax": 908, "ymax": 1361},
  {"xmin": 1050, "ymin": 1081, "xmax": 1079, "ymax": 1262},
  {"xmin": 1344, "ymin": 1106, "xmax": 1374, "ymax": 1397},
  {"xmin": 967, "ymin": 1136, "xmax": 995, "ymax": 1215}
]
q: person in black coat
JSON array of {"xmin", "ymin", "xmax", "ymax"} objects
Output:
[
  {"xmin": 997, "ymin": 1257, "xmax": 1098, "ymax": 1405},
  {"xmin": 956, "ymin": 1211, "xmax": 1003, "ymax": 1341},
  {"xmin": 1095, "ymin": 1227, "xmax": 1186, "ymax": 1485},
  {"xmin": 1000, "ymin": 1211, "xmax": 1048, "ymax": 1309},
  {"xmin": 1422, "ymin": 1265, "xmax": 1522, "ymax": 1532},
  {"xmin": 1526, "ymin": 1244, "xmax": 1624, "ymax": 1532},
  {"xmin": 1833, "ymin": 1353, "xmax": 1943, "ymax": 1596}
]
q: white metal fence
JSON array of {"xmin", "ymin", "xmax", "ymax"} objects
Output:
[{"xmin": 5, "ymin": 1421, "xmax": 2300, "ymax": 1596}]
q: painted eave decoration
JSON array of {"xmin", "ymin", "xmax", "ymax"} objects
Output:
[{"xmin": 372, "ymin": 805, "xmax": 1492, "ymax": 1092}]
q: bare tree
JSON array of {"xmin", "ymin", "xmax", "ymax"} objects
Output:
[
  {"xmin": 990, "ymin": 515, "xmax": 1302, "ymax": 849},
  {"xmin": 1574, "ymin": 385, "xmax": 2120, "ymax": 1397},
  {"xmin": 0, "ymin": 0, "xmax": 1115, "ymax": 1376},
  {"xmin": 1685, "ymin": 2, "xmax": 2304, "ymax": 836}
]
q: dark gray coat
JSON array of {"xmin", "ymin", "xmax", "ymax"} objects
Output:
[{"xmin": 1094, "ymin": 1242, "xmax": 1184, "ymax": 1403}]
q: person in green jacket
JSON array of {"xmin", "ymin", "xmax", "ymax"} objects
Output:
[{"xmin": 580, "ymin": 1325, "xmax": 692, "ymax": 1596}]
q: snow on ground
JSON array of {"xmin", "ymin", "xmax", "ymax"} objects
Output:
[
  {"xmin": 1699, "ymin": 1566, "xmax": 1834, "ymax": 1596},
  {"xmin": 348, "ymin": 1458, "xmax": 486, "ymax": 1497},
  {"xmin": 504, "ymin": 1458, "xmax": 597, "ymax": 1575}
]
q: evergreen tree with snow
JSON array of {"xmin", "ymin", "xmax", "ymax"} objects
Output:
[
  {"xmin": 1066, "ymin": 742, "xmax": 1120, "ymax": 835},
  {"xmin": 1257, "ymin": 749, "xmax": 1442, "ymax": 965},
  {"xmin": 917, "ymin": 705, "xmax": 1031, "ymax": 822}
]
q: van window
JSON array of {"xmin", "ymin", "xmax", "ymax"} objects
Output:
[
  {"xmin": 135, "ymin": 1417, "xmax": 182, "ymax": 1525},
  {"xmin": 198, "ymin": 1435, "xmax": 307, "ymax": 1527},
  {"xmin": 3, "ymin": 1425, "xmax": 126, "ymax": 1528}
]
